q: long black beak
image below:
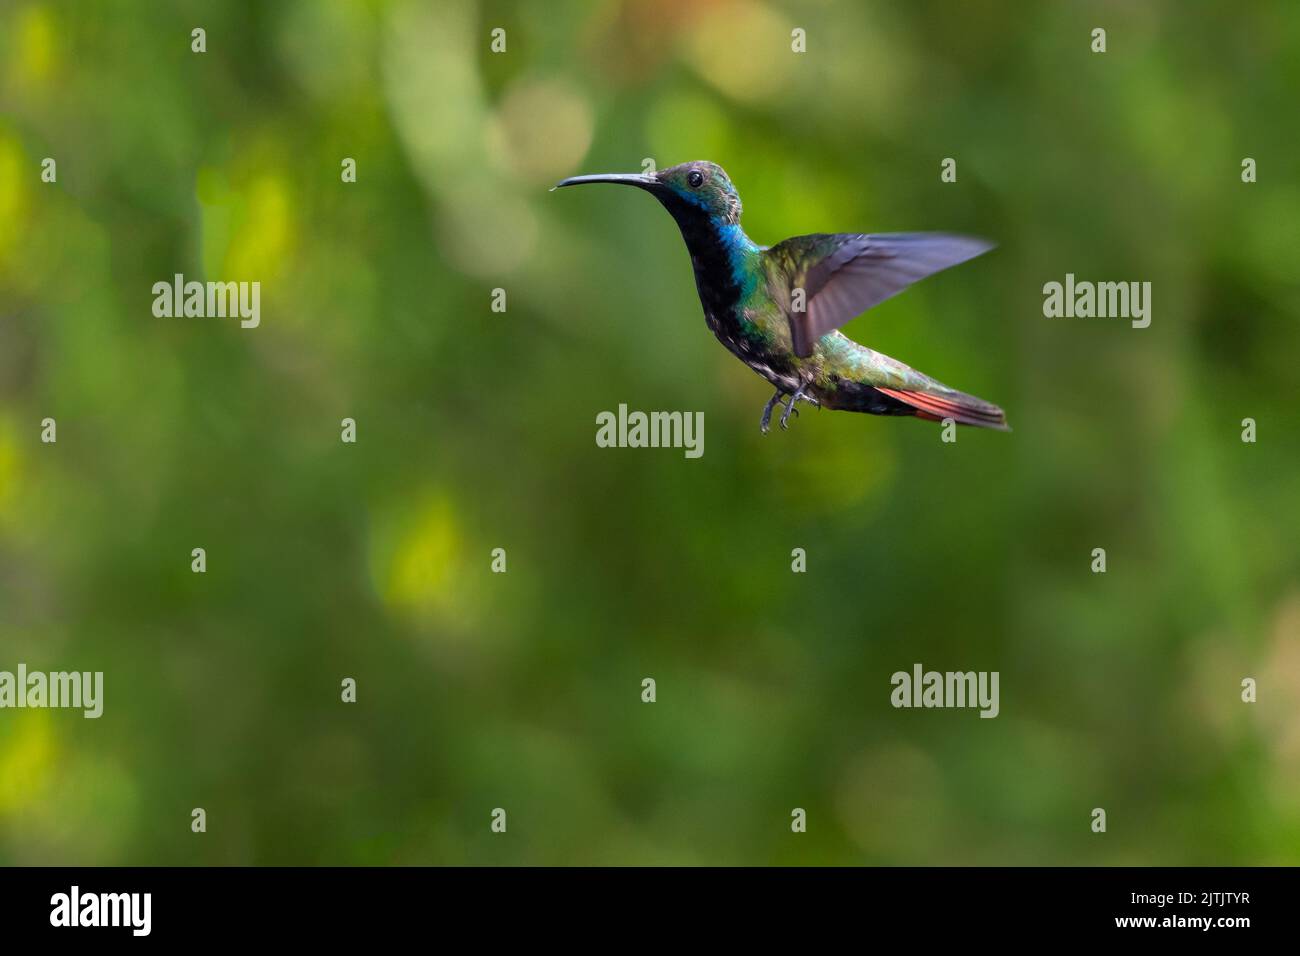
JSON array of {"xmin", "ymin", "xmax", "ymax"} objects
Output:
[{"xmin": 551, "ymin": 172, "xmax": 662, "ymax": 193}]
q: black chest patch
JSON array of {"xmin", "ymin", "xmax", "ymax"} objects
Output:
[{"xmin": 659, "ymin": 199, "xmax": 797, "ymax": 389}]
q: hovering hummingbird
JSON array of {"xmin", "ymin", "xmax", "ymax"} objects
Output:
[{"xmin": 555, "ymin": 161, "xmax": 1008, "ymax": 433}]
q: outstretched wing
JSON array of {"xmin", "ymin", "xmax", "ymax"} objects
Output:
[{"xmin": 769, "ymin": 233, "xmax": 994, "ymax": 357}]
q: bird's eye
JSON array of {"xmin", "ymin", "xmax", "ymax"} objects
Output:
[{"xmin": 687, "ymin": 170, "xmax": 704, "ymax": 188}]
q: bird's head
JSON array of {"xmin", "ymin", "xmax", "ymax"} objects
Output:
[{"xmin": 554, "ymin": 161, "xmax": 743, "ymax": 227}]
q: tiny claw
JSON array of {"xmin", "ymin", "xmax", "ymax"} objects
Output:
[
  {"xmin": 759, "ymin": 389, "xmax": 783, "ymax": 434},
  {"xmin": 779, "ymin": 394, "xmax": 801, "ymax": 429}
]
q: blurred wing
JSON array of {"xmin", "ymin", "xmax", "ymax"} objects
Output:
[{"xmin": 776, "ymin": 233, "xmax": 995, "ymax": 357}]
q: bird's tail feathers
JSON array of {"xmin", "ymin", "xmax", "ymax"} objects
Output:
[{"xmin": 875, "ymin": 386, "xmax": 1009, "ymax": 431}]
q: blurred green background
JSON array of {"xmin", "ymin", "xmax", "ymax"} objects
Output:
[{"xmin": 1, "ymin": 0, "xmax": 1298, "ymax": 865}]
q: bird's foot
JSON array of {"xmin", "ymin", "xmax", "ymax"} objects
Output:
[
  {"xmin": 761, "ymin": 387, "xmax": 818, "ymax": 433},
  {"xmin": 780, "ymin": 386, "xmax": 812, "ymax": 430},
  {"xmin": 759, "ymin": 390, "xmax": 783, "ymax": 434}
]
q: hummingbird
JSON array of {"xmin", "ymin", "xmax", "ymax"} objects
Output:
[{"xmin": 555, "ymin": 161, "xmax": 1008, "ymax": 433}]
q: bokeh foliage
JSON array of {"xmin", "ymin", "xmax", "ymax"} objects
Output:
[{"xmin": 1, "ymin": 0, "xmax": 1297, "ymax": 864}]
